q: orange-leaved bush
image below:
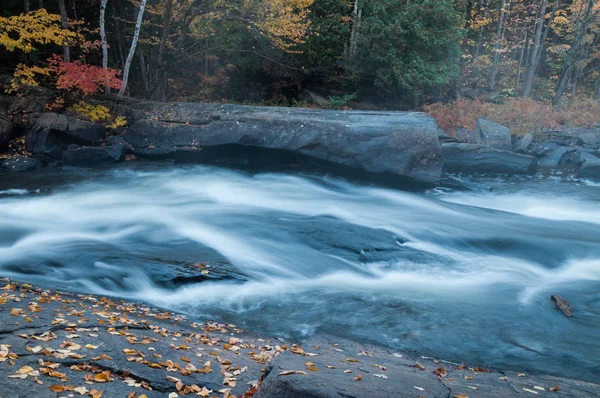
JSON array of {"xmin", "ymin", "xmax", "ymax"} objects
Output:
[{"xmin": 425, "ymin": 98, "xmax": 600, "ymax": 136}]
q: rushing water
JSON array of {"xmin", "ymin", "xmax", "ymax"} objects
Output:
[{"xmin": 0, "ymin": 164, "xmax": 599, "ymax": 382}]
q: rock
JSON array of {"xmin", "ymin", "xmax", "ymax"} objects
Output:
[
  {"xmin": 543, "ymin": 127, "xmax": 600, "ymax": 149},
  {"xmin": 528, "ymin": 141, "xmax": 561, "ymax": 158},
  {"xmin": 476, "ymin": 118, "xmax": 512, "ymax": 150},
  {"xmin": 513, "ymin": 133, "xmax": 533, "ymax": 153},
  {"xmin": 551, "ymin": 295, "xmax": 572, "ymax": 317},
  {"xmin": 256, "ymin": 334, "xmax": 598, "ymax": 398},
  {"xmin": 537, "ymin": 147, "xmax": 576, "ymax": 168},
  {"xmin": 1, "ymin": 156, "xmax": 43, "ymax": 172},
  {"xmin": 26, "ymin": 113, "xmax": 106, "ymax": 159},
  {"xmin": 0, "ymin": 281, "xmax": 271, "ymax": 398},
  {"xmin": 62, "ymin": 144, "xmax": 126, "ymax": 167},
  {"xmin": 122, "ymin": 103, "xmax": 443, "ymax": 185},
  {"xmin": 455, "ymin": 127, "xmax": 482, "ymax": 144},
  {"xmin": 578, "ymin": 152, "xmax": 600, "ymax": 179},
  {"xmin": 0, "ymin": 98, "xmax": 14, "ymax": 151},
  {"xmin": 442, "ymin": 143, "xmax": 537, "ymax": 174}
]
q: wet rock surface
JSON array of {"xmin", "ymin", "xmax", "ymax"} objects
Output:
[
  {"xmin": 257, "ymin": 335, "xmax": 600, "ymax": 398},
  {"xmin": 0, "ymin": 281, "xmax": 597, "ymax": 398},
  {"xmin": 0, "ymin": 280, "xmax": 283, "ymax": 398}
]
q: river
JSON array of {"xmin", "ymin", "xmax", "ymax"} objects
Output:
[{"xmin": 0, "ymin": 163, "xmax": 599, "ymax": 382}]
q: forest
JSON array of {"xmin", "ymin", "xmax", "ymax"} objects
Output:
[{"xmin": 1, "ymin": 0, "xmax": 600, "ymax": 132}]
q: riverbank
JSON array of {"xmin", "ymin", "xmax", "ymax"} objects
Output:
[{"xmin": 0, "ymin": 279, "xmax": 598, "ymax": 397}]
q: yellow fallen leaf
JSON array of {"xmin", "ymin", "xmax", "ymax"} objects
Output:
[{"xmin": 85, "ymin": 344, "xmax": 98, "ymax": 349}]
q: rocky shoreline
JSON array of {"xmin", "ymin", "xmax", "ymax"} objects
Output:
[
  {"xmin": 1, "ymin": 94, "xmax": 599, "ymax": 184},
  {"xmin": 0, "ymin": 279, "xmax": 598, "ymax": 398}
]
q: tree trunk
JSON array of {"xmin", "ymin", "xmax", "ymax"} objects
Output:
[
  {"xmin": 152, "ymin": 0, "xmax": 173, "ymax": 101},
  {"xmin": 58, "ymin": 0, "xmax": 70, "ymax": 62},
  {"xmin": 111, "ymin": 1, "xmax": 126, "ymax": 69},
  {"xmin": 99, "ymin": 0, "xmax": 109, "ymax": 93},
  {"xmin": 38, "ymin": 0, "xmax": 43, "ymax": 9},
  {"xmin": 515, "ymin": 29, "xmax": 528, "ymax": 93},
  {"xmin": 473, "ymin": 0, "xmax": 491, "ymax": 59},
  {"xmin": 24, "ymin": 0, "xmax": 30, "ymax": 12},
  {"xmin": 348, "ymin": 0, "xmax": 361, "ymax": 61},
  {"xmin": 119, "ymin": 0, "xmax": 148, "ymax": 96},
  {"xmin": 490, "ymin": 0, "xmax": 508, "ymax": 90},
  {"xmin": 523, "ymin": 0, "xmax": 548, "ymax": 97},
  {"xmin": 138, "ymin": 46, "xmax": 149, "ymax": 97},
  {"xmin": 71, "ymin": 0, "xmax": 77, "ymax": 20},
  {"xmin": 554, "ymin": 0, "xmax": 595, "ymax": 107},
  {"xmin": 570, "ymin": 72, "xmax": 578, "ymax": 101}
]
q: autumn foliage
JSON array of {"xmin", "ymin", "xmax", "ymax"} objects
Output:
[
  {"xmin": 48, "ymin": 56, "xmax": 122, "ymax": 95},
  {"xmin": 425, "ymin": 98, "xmax": 600, "ymax": 135}
]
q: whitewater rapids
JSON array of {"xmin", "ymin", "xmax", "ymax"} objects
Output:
[{"xmin": 0, "ymin": 164, "xmax": 599, "ymax": 381}]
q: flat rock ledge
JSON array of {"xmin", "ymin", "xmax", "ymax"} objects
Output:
[
  {"xmin": 0, "ymin": 280, "xmax": 598, "ymax": 398},
  {"xmin": 121, "ymin": 103, "xmax": 444, "ymax": 185}
]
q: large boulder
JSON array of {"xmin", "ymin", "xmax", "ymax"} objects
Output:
[
  {"xmin": 62, "ymin": 144, "xmax": 127, "ymax": 167},
  {"xmin": 578, "ymin": 152, "xmax": 600, "ymax": 179},
  {"xmin": 476, "ymin": 118, "xmax": 512, "ymax": 150},
  {"xmin": 120, "ymin": 103, "xmax": 444, "ymax": 185},
  {"xmin": 442, "ymin": 143, "xmax": 537, "ymax": 174},
  {"xmin": 26, "ymin": 113, "xmax": 106, "ymax": 159}
]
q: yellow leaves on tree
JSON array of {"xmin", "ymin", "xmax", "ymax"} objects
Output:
[
  {"xmin": 246, "ymin": 0, "xmax": 315, "ymax": 51},
  {"xmin": 0, "ymin": 9, "xmax": 80, "ymax": 53}
]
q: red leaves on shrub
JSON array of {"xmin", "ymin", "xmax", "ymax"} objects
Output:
[{"xmin": 48, "ymin": 55, "xmax": 122, "ymax": 95}]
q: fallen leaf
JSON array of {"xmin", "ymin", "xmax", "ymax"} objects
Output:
[
  {"xmin": 353, "ymin": 374, "xmax": 362, "ymax": 381},
  {"xmin": 374, "ymin": 374, "xmax": 388, "ymax": 379},
  {"xmin": 549, "ymin": 386, "xmax": 560, "ymax": 392}
]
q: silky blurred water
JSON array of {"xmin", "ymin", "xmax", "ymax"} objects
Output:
[{"xmin": 0, "ymin": 164, "xmax": 599, "ymax": 381}]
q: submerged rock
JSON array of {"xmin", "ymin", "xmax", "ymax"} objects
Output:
[
  {"xmin": 442, "ymin": 143, "xmax": 537, "ymax": 174},
  {"xmin": 551, "ymin": 295, "xmax": 572, "ymax": 317}
]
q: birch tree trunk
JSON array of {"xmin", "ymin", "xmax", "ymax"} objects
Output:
[
  {"xmin": 523, "ymin": 0, "xmax": 548, "ymax": 97},
  {"xmin": 490, "ymin": 0, "xmax": 508, "ymax": 90},
  {"xmin": 348, "ymin": 0, "xmax": 361, "ymax": 61},
  {"xmin": 38, "ymin": 0, "xmax": 43, "ymax": 9},
  {"xmin": 24, "ymin": 0, "xmax": 30, "ymax": 12},
  {"xmin": 58, "ymin": 0, "xmax": 70, "ymax": 62},
  {"xmin": 118, "ymin": 0, "xmax": 147, "ymax": 96},
  {"xmin": 99, "ymin": 0, "xmax": 109, "ymax": 94}
]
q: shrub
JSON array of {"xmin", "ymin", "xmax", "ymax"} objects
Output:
[{"xmin": 424, "ymin": 97, "xmax": 600, "ymax": 135}]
